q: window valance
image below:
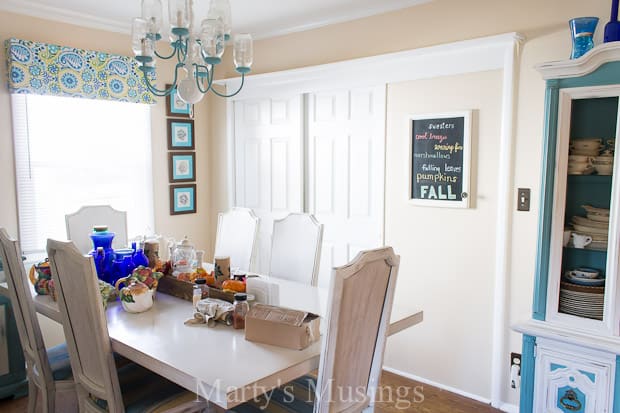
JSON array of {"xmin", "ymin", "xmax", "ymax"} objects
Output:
[{"xmin": 5, "ymin": 38, "xmax": 155, "ymax": 104}]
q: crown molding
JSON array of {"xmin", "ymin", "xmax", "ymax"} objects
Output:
[
  {"xmin": 0, "ymin": 0, "xmax": 130, "ymax": 34},
  {"xmin": 217, "ymin": 32, "xmax": 524, "ymax": 99},
  {"xmin": 536, "ymin": 42, "xmax": 620, "ymax": 80}
]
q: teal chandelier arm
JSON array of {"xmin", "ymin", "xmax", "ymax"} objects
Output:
[
  {"xmin": 141, "ymin": 62, "xmax": 184, "ymax": 97},
  {"xmin": 195, "ymin": 64, "xmax": 214, "ymax": 94}
]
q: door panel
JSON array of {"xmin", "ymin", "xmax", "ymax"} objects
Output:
[
  {"xmin": 234, "ymin": 96, "xmax": 303, "ymax": 273},
  {"xmin": 308, "ymin": 86, "xmax": 386, "ymax": 287},
  {"xmin": 233, "ymin": 87, "xmax": 385, "ymax": 285}
]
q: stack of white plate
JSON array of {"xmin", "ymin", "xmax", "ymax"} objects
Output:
[
  {"xmin": 569, "ymin": 206, "xmax": 610, "ymax": 250},
  {"xmin": 559, "ymin": 281, "xmax": 604, "ymax": 320},
  {"xmin": 568, "ymin": 138, "xmax": 603, "ymax": 175}
]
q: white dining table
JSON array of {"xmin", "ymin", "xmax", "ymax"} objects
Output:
[{"xmin": 0, "ymin": 274, "xmax": 423, "ymax": 409}]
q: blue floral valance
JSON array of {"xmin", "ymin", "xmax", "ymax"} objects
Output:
[{"xmin": 5, "ymin": 38, "xmax": 155, "ymax": 104}]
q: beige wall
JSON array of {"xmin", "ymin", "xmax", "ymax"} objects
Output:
[
  {"xmin": 0, "ymin": 11, "xmax": 215, "ymax": 253},
  {"xmin": 383, "ymin": 70, "xmax": 503, "ymax": 399}
]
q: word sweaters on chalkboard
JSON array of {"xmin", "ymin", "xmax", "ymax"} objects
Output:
[{"xmin": 409, "ymin": 112, "xmax": 471, "ymax": 208}]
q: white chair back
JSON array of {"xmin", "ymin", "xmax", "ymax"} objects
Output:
[
  {"xmin": 315, "ymin": 247, "xmax": 399, "ymax": 413},
  {"xmin": 0, "ymin": 228, "xmax": 55, "ymax": 402},
  {"xmin": 269, "ymin": 213, "xmax": 323, "ymax": 286},
  {"xmin": 65, "ymin": 205, "xmax": 128, "ymax": 253},
  {"xmin": 214, "ymin": 208, "xmax": 259, "ymax": 272},
  {"xmin": 46, "ymin": 239, "xmax": 124, "ymax": 413}
]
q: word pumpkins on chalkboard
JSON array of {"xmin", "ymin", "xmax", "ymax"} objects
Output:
[{"xmin": 409, "ymin": 113, "xmax": 471, "ymax": 208}]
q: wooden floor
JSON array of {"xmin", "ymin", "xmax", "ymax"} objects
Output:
[{"xmin": 0, "ymin": 370, "xmax": 503, "ymax": 412}]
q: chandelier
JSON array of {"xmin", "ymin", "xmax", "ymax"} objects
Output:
[{"xmin": 131, "ymin": 0, "xmax": 253, "ymax": 104}]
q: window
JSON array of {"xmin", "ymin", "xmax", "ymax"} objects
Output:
[{"xmin": 11, "ymin": 94, "xmax": 154, "ymax": 255}]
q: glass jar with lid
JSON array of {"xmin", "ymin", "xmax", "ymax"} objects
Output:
[{"xmin": 232, "ymin": 293, "xmax": 249, "ymax": 329}]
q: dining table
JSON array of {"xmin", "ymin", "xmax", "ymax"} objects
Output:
[{"xmin": 0, "ymin": 270, "xmax": 423, "ymax": 409}]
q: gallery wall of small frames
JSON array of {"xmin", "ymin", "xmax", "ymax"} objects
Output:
[{"xmin": 166, "ymin": 84, "xmax": 197, "ymax": 215}]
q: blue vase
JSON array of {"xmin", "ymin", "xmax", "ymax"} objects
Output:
[
  {"xmin": 89, "ymin": 228, "xmax": 115, "ymax": 282},
  {"xmin": 110, "ymin": 248, "xmax": 135, "ymax": 285},
  {"xmin": 133, "ymin": 248, "xmax": 149, "ymax": 268},
  {"xmin": 570, "ymin": 17, "xmax": 599, "ymax": 59},
  {"xmin": 605, "ymin": 0, "xmax": 620, "ymax": 42}
]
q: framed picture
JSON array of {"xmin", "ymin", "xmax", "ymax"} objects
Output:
[
  {"xmin": 167, "ymin": 119, "xmax": 194, "ymax": 150},
  {"xmin": 170, "ymin": 184, "xmax": 196, "ymax": 215},
  {"xmin": 168, "ymin": 152, "xmax": 196, "ymax": 182},
  {"xmin": 408, "ymin": 111, "xmax": 472, "ymax": 208},
  {"xmin": 165, "ymin": 84, "xmax": 192, "ymax": 117}
]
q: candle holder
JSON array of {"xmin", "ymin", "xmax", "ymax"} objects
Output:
[{"xmin": 569, "ymin": 17, "xmax": 599, "ymax": 59}]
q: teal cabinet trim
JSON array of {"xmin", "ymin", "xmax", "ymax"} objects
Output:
[
  {"xmin": 557, "ymin": 61, "xmax": 620, "ymax": 89},
  {"xmin": 615, "ymin": 355, "xmax": 620, "ymax": 413},
  {"xmin": 533, "ymin": 83, "xmax": 560, "ymax": 320},
  {"xmin": 520, "ymin": 335, "xmax": 536, "ymax": 413}
]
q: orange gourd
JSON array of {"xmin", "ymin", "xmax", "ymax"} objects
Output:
[{"xmin": 221, "ymin": 279, "xmax": 246, "ymax": 293}]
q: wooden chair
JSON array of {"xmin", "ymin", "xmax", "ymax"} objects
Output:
[
  {"xmin": 214, "ymin": 208, "xmax": 259, "ymax": 272},
  {"xmin": 269, "ymin": 213, "xmax": 323, "ymax": 286},
  {"xmin": 46, "ymin": 238, "xmax": 207, "ymax": 413},
  {"xmin": 0, "ymin": 228, "xmax": 76, "ymax": 413},
  {"xmin": 65, "ymin": 205, "xmax": 128, "ymax": 253},
  {"xmin": 231, "ymin": 246, "xmax": 400, "ymax": 413}
]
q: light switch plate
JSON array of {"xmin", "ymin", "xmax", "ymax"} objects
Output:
[{"xmin": 517, "ymin": 188, "xmax": 530, "ymax": 211}]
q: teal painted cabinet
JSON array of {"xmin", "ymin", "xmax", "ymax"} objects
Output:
[{"xmin": 515, "ymin": 43, "xmax": 620, "ymax": 413}]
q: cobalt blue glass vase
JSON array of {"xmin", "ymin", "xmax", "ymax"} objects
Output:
[
  {"xmin": 570, "ymin": 17, "xmax": 599, "ymax": 59},
  {"xmin": 605, "ymin": 0, "xmax": 620, "ymax": 42},
  {"xmin": 89, "ymin": 227, "xmax": 115, "ymax": 282}
]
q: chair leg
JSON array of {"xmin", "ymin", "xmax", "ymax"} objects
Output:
[
  {"xmin": 41, "ymin": 387, "xmax": 55, "ymax": 413},
  {"xmin": 27, "ymin": 380, "xmax": 38, "ymax": 413}
]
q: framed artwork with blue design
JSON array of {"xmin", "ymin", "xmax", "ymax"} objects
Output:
[
  {"xmin": 165, "ymin": 84, "xmax": 192, "ymax": 117},
  {"xmin": 167, "ymin": 119, "xmax": 194, "ymax": 150},
  {"xmin": 170, "ymin": 184, "xmax": 196, "ymax": 215},
  {"xmin": 168, "ymin": 152, "xmax": 195, "ymax": 182}
]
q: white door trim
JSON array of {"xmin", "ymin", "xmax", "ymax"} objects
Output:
[{"xmin": 220, "ymin": 31, "xmax": 524, "ymax": 408}]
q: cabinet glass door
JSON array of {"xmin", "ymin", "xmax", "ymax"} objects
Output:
[{"xmin": 548, "ymin": 89, "xmax": 620, "ymax": 331}]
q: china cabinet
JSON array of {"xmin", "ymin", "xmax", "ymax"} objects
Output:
[{"xmin": 514, "ymin": 43, "xmax": 620, "ymax": 413}]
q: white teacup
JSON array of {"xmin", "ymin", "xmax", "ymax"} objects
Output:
[{"xmin": 571, "ymin": 232, "xmax": 592, "ymax": 249}]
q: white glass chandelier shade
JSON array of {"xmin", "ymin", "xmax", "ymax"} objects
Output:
[
  {"xmin": 141, "ymin": 0, "xmax": 163, "ymax": 38},
  {"xmin": 207, "ymin": 0, "xmax": 232, "ymax": 40},
  {"xmin": 132, "ymin": 0, "xmax": 252, "ymax": 103},
  {"xmin": 233, "ymin": 33, "xmax": 253, "ymax": 73}
]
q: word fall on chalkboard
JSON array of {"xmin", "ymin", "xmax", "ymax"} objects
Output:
[{"xmin": 408, "ymin": 112, "xmax": 471, "ymax": 208}]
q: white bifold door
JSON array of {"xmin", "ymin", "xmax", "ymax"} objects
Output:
[{"xmin": 233, "ymin": 86, "xmax": 386, "ymax": 286}]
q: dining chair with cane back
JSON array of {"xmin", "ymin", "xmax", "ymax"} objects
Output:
[
  {"xmin": 65, "ymin": 205, "xmax": 128, "ymax": 253},
  {"xmin": 46, "ymin": 238, "xmax": 208, "ymax": 413},
  {"xmin": 214, "ymin": 208, "xmax": 259, "ymax": 273},
  {"xmin": 269, "ymin": 213, "xmax": 323, "ymax": 286},
  {"xmin": 230, "ymin": 246, "xmax": 400, "ymax": 413},
  {"xmin": 0, "ymin": 228, "xmax": 76, "ymax": 413}
]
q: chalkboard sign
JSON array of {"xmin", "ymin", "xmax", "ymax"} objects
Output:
[{"xmin": 408, "ymin": 111, "xmax": 471, "ymax": 208}]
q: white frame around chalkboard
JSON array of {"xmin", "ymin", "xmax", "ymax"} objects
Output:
[{"xmin": 408, "ymin": 111, "xmax": 472, "ymax": 208}]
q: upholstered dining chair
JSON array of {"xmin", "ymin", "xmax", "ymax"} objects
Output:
[
  {"xmin": 214, "ymin": 207, "xmax": 259, "ymax": 272},
  {"xmin": 46, "ymin": 238, "xmax": 207, "ymax": 413},
  {"xmin": 269, "ymin": 213, "xmax": 323, "ymax": 286},
  {"xmin": 65, "ymin": 205, "xmax": 128, "ymax": 253},
  {"xmin": 0, "ymin": 228, "xmax": 76, "ymax": 413},
  {"xmin": 230, "ymin": 246, "xmax": 400, "ymax": 413}
]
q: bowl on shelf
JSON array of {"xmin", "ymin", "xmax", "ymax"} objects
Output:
[
  {"xmin": 594, "ymin": 163, "xmax": 613, "ymax": 175},
  {"xmin": 570, "ymin": 138, "xmax": 603, "ymax": 151},
  {"xmin": 567, "ymin": 161, "xmax": 594, "ymax": 175},
  {"xmin": 569, "ymin": 267, "xmax": 600, "ymax": 279},
  {"xmin": 568, "ymin": 154, "xmax": 593, "ymax": 163}
]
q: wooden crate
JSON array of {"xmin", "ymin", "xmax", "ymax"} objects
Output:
[{"xmin": 157, "ymin": 275, "xmax": 235, "ymax": 303}]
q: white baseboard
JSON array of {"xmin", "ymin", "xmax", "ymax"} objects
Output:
[
  {"xmin": 498, "ymin": 402, "xmax": 519, "ymax": 413},
  {"xmin": 383, "ymin": 367, "xmax": 519, "ymax": 412}
]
